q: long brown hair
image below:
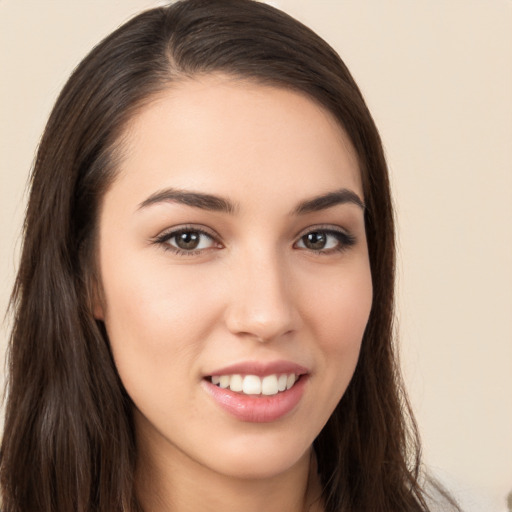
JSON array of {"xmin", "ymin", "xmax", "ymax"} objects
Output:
[{"xmin": 1, "ymin": 1, "xmax": 458, "ymax": 510}]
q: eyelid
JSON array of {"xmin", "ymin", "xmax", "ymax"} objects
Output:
[
  {"xmin": 154, "ymin": 223, "xmax": 219, "ymax": 240},
  {"xmin": 294, "ymin": 223, "xmax": 352, "ymax": 240}
]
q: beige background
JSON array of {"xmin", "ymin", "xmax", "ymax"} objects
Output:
[{"xmin": 1, "ymin": 1, "xmax": 511, "ymax": 511}]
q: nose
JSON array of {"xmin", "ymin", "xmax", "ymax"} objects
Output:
[{"xmin": 224, "ymin": 248, "xmax": 298, "ymax": 343}]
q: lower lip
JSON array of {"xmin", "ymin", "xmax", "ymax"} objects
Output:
[{"xmin": 202, "ymin": 375, "xmax": 308, "ymax": 423}]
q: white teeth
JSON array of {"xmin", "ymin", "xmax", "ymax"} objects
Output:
[
  {"xmin": 243, "ymin": 375, "xmax": 261, "ymax": 395},
  {"xmin": 286, "ymin": 373, "xmax": 296, "ymax": 390},
  {"xmin": 229, "ymin": 374, "xmax": 243, "ymax": 392},
  {"xmin": 210, "ymin": 373, "xmax": 300, "ymax": 395},
  {"xmin": 261, "ymin": 375, "xmax": 278, "ymax": 395}
]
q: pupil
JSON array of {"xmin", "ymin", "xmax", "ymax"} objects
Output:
[
  {"xmin": 305, "ymin": 232, "xmax": 326, "ymax": 250},
  {"xmin": 176, "ymin": 232, "xmax": 200, "ymax": 250}
]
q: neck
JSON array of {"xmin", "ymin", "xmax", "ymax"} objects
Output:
[{"xmin": 135, "ymin": 431, "xmax": 323, "ymax": 512}]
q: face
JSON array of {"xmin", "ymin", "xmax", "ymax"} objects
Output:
[{"xmin": 96, "ymin": 75, "xmax": 372, "ymax": 481}]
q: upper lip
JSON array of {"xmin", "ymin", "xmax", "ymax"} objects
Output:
[{"xmin": 206, "ymin": 360, "xmax": 309, "ymax": 377}]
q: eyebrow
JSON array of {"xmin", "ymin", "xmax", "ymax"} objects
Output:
[
  {"xmin": 138, "ymin": 188, "xmax": 237, "ymax": 214},
  {"xmin": 293, "ymin": 188, "xmax": 365, "ymax": 214},
  {"xmin": 137, "ymin": 186, "xmax": 364, "ymax": 215}
]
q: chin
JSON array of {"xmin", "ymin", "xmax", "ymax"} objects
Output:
[{"xmin": 200, "ymin": 430, "xmax": 313, "ymax": 480}]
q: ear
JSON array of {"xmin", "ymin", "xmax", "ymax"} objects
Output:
[{"xmin": 93, "ymin": 298, "xmax": 105, "ymax": 321}]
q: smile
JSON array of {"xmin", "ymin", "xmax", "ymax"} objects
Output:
[{"xmin": 208, "ymin": 373, "xmax": 299, "ymax": 396}]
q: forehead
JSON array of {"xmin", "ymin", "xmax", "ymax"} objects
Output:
[{"xmin": 109, "ymin": 75, "xmax": 362, "ymax": 209}]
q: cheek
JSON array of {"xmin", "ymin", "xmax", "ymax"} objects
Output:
[
  {"xmin": 103, "ymin": 248, "xmax": 215, "ymax": 329},
  {"xmin": 99, "ymin": 255, "xmax": 221, "ymax": 390},
  {"xmin": 301, "ymin": 260, "xmax": 372, "ymax": 390},
  {"xmin": 303, "ymin": 258, "xmax": 372, "ymax": 341}
]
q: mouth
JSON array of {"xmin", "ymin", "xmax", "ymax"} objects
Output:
[
  {"xmin": 202, "ymin": 361, "xmax": 309, "ymax": 422},
  {"xmin": 206, "ymin": 373, "xmax": 301, "ymax": 396}
]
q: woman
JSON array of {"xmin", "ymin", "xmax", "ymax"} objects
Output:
[{"xmin": 0, "ymin": 1, "xmax": 460, "ymax": 511}]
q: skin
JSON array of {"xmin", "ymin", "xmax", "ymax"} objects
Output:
[{"xmin": 95, "ymin": 75, "xmax": 373, "ymax": 512}]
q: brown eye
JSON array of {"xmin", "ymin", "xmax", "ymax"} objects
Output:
[
  {"xmin": 160, "ymin": 229, "xmax": 217, "ymax": 253},
  {"xmin": 174, "ymin": 231, "xmax": 202, "ymax": 250},
  {"xmin": 302, "ymin": 232, "xmax": 328, "ymax": 250},
  {"xmin": 295, "ymin": 228, "xmax": 356, "ymax": 253}
]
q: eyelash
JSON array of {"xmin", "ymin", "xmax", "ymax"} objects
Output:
[{"xmin": 152, "ymin": 225, "xmax": 356, "ymax": 257}]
